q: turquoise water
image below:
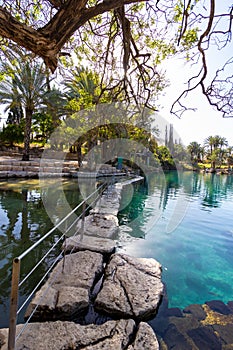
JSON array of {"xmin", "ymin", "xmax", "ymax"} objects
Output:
[
  {"xmin": 0, "ymin": 173, "xmax": 233, "ymax": 329},
  {"xmin": 118, "ymin": 171, "xmax": 233, "ymax": 309}
]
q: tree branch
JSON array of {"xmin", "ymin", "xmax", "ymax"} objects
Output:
[{"xmin": 0, "ymin": 0, "xmax": 147, "ymax": 72}]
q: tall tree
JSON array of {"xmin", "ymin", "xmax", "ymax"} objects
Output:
[
  {"xmin": 0, "ymin": 1, "xmax": 231, "ymax": 115},
  {"xmin": 0, "ymin": 60, "xmax": 49, "ymax": 160},
  {"xmin": 187, "ymin": 141, "xmax": 202, "ymax": 162},
  {"xmin": 204, "ymin": 135, "xmax": 229, "ymax": 169}
]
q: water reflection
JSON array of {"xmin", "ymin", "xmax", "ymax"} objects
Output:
[
  {"xmin": 118, "ymin": 171, "xmax": 233, "ymax": 309},
  {"xmin": 119, "ymin": 171, "xmax": 233, "ymax": 239},
  {"xmin": 0, "ymin": 179, "xmax": 83, "ymax": 328}
]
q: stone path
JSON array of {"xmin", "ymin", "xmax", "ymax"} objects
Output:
[
  {"xmin": 25, "ymin": 250, "xmax": 163, "ymax": 323},
  {"xmin": 0, "ymin": 156, "xmax": 127, "ymax": 178},
  {"xmin": 0, "ymin": 177, "xmax": 163, "ymax": 349},
  {"xmin": 0, "ymin": 319, "xmax": 159, "ymax": 350},
  {"xmin": 25, "ymin": 250, "xmax": 104, "ymax": 321},
  {"xmin": 95, "ymin": 253, "xmax": 163, "ymax": 320}
]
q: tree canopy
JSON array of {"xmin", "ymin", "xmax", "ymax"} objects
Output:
[{"xmin": 0, "ymin": 0, "xmax": 232, "ymax": 115}]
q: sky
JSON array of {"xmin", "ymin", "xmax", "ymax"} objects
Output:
[
  {"xmin": 158, "ymin": 58, "xmax": 233, "ymax": 147},
  {"xmin": 158, "ymin": 0, "xmax": 233, "ymax": 147}
]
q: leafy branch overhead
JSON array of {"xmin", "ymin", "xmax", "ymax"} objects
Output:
[{"xmin": 0, "ymin": 0, "xmax": 232, "ymax": 116}]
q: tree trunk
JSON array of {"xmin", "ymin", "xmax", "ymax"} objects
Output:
[
  {"xmin": 77, "ymin": 143, "xmax": 83, "ymax": 168},
  {"xmin": 22, "ymin": 108, "xmax": 33, "ymax": 161}
]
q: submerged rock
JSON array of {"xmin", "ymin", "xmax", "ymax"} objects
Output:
[
  {"xmin": 205, "ymin": 300, "xmax": 231, "ymax": 315},
  {"xmin": 183, "ymin": 304, "xmax": 207, "ymax": 320},
  {"xmin": 95, "ymin": 253, "xmax": 163, "ymax": 321},
  {"xmin": 187, "ymin": 326, "xmax": 222, "ymax": 350}
]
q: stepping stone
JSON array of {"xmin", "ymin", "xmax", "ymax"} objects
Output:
[
  {"xmin": 63, "ymin": 235, "xmax": 116, "ymax": 255},
  {"xmin": 0, "ymin": 319, "xmax": 159, "ymax": 350},
  {"xmin": 76, "ymin": 213, "xmax": 119, "ymax": 239},
  {"xmin": 25, "ymin": 251, "xmax": 104, "ymax": 320},
  {"xmin": 95, "ymin": 253, "xmax": 163, "ymax": 321}
]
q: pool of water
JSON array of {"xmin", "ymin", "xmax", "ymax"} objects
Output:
[
  {"xmin": 118, "ymin": 171, "xmax": 233, "ymax": 309},
  {"xmin": 1, "ymin": 172, "xmax": 233, "ymax": 330}
]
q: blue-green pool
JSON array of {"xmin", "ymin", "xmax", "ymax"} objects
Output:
[
  {"xmin": 0, "ymin": 172, "xmax": 233, "ymax": 329},
  {"xmin": 118, "ymin": 171, "xmax": 233, "ymax": 309}
]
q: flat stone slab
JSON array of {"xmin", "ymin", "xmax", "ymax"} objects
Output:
[
  {"xmin": 95, "ymin": 253, "xmax": 163, "ymax": 321},
  {"xmin": 90, "ymin": 193, "xmax": 121, "ymax": 216},
  {"xmin": 0, "ymin": 319, "xmax": 159, "ymax": 350},
  {"xmin": 63, "ymin": 235, "xmax": 116, "ymax": 255},
  {"xmin": 25, "ymin": 250, "xmax": 103, "ymax": 320},
  {"xmin": 77, "ymin": 213, "xmax": 119, "ymax": 239}
]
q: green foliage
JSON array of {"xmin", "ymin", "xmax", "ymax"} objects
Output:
[
  {"xmin": 155, "ymin": 145, "xmax": 175, "ymax": 169},
  {"xmin": 180, "ymin": 28, "xmax": 199, "ymax": 50},
  {"xmin": 0, "ymin": 122, "xmax": 24, "ymax": 146},
  {"xmin": 32, "ymin": 112, "xmax": 54, "ymax": 144},
  {"xmin": 65, "ymin": 66, "xmax": 112, "ymax": 112}
]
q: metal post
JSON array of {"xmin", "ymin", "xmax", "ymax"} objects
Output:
[
  {"xmin": 8, "ymin": 257, "xmax": 21, "ymax": 350},
  {"xmin": 80, "ymin": 201, "xmax": 86, "ymax": 240}
]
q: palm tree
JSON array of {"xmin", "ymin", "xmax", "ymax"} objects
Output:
[
  {"xmin": 0, "ymin": 60, "xmax": 49, "ymax": 160},
  {"xmin": 63, "ymin": 66, "xmax": 103, "ymax": 166},
  {"xmin": 204, "ymin": 135, "xmax": 229, "ymax": 169},
  {"xmin": 187, "ymin": 141, "xmax": 202, "ymax": 162}
]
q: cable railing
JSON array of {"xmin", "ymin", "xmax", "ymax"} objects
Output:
[{"xmin": 7, "ymin": 181, "xmax": 110, "ymax": 350}]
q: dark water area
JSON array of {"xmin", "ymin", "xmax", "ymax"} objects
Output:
[{"xmin": 0, "ymin": 178, "xmax": 84, "ymax": 328}]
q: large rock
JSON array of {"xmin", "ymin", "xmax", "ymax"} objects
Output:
[
  {"xmin": 187, "ymin": 326, "xmax": 222, "ymax": 350},
  {"xmin": 76, "ymin": 213, "xmax": 119, "ymax": 239},
  {"xmin": 0, "ymin": 319, "xmax": 159, "ymax": 350},
  {"xmin": 25, "ymin": 250, "xmax": 103, "ymax": 320},
  {"xmin": 128, "ymin": 322, "xmax": 159, "ymax": 350},
  {"xmin": 63, "ymin": 235, "xmax": 116, "ymax": 256},
  {"xmin": 90, "ymin": 193, "xmax": 121, "ymax": 216},
  {"xmin": 95, "ymin": 253, "xmax": 163, "ymax": 320}
]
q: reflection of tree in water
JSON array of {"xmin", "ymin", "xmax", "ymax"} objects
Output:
[
  {"xmin": 118, "ymin": 181, "xmax": 147, "ymax": 238},
  {"xmin": 0, "ymin": 180, "xmax": 82, "ymax": 327},
  {"xmin": 119, "ymin": 173, "xmax": 183, "ymax": 238},
  {"xmin": 158, "ymin": 171, "xmax": 179, "ymax": 211},
  {"xmin": 199, "ymin": 174, "xmax": 232, "ymax": 209}
]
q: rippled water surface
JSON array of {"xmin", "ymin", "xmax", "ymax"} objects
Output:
[{"xmin": 118, "ymin": 171, "xmax": 233, "ymax": 309}]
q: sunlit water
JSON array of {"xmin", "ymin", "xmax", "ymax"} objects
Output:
[
  {"xmin": 118, "ymin": 171, "xmax": 233, "ymax": 309},
  {"xmin": 0, "ymin": 172, "xmax": 233, "ymax": 329}
]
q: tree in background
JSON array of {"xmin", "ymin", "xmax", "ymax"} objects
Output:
[
  {"xmin": 0, "ymin": 60, "xmax": 49, "ymax": 160},
  {"xmin": 0, "ymin": 122, "xmax": 24, "ymax": 147},
  {"xmin": 187, "ymin": 141, "xmax": 202, "ymax": 162},
  {"xmin": 204, "ymin": 135, "xmax": 228, "ymax": 169},
  {"xmin": 0, "ymin": 56, "xmax": 67, "ymax": 159}
]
